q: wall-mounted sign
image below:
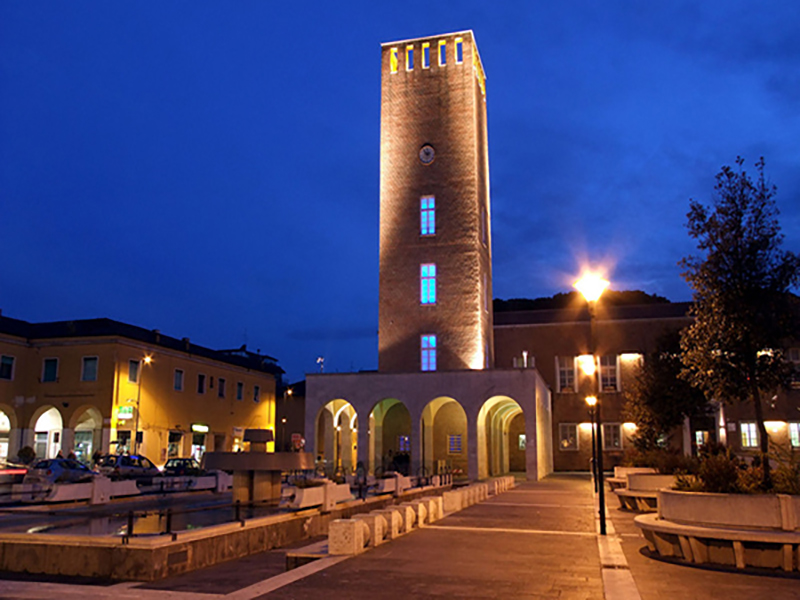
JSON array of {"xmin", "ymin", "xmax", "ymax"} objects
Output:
[
  {"xmin": 232, "ymin": 427, "xmax": 244, "ymax": 437},
  {"xmin": 191, "ymin": 423, "xmax": 209, "ymax": 433},
  {"xmin": 118, "ymin": 406, "xmax": 134, "ymax": 420}
]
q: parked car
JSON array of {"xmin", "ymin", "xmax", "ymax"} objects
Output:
[
  {"xmin": 23, "ymin": 458, "xmax": 96, "ymax": 485},
  {"xmin": 163, "ymin": 457, "xmax": 205, "ymax": 477},
  {"xmin": 96, "ymin": 454, "xmax": 161, "ymax": 480}
]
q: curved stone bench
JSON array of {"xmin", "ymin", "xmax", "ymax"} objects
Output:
[
  {"xmin": 607, "ymin": 467, "xmax": 657, "ymax": 491},
  {"xmin": 614, "ymin": 474, "xmax": 677, "ymax": 512},
  {"xmin": 635, "ymin": 490, "xmax": 800, "ymax": 571}
]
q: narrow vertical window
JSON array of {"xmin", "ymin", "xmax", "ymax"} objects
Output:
[
  {"xmin": 198, "ymin": 373, "xmax": 206, "ymax": 394},
  {"xmin": 421, "ymin": 196, "xmax": 435, "ymax": 235},
  {"xmin": 0, "ymin": 355, "xmax": 14, "ymax": 380},
  {"xmin": 81, "ymin": 356, "xmax": 98, "ymax": 382},
  {"xmin": 236, "ymin": 381, "xmax": 244, "ymax": 401},
  {"xmin": 600, "ymin": 355, "xmax": 618, "ymax": 391},
  {"xmin": 438, "ymin": 40, "xmax": 446, "ymax": 66},
  {"xmin": 128, "ymin": 359, "xmax": 140, "ymax": 383},
  {"xmin": 421, "ymin": 334, "xmax": 437, "ymax": 371},
  {"xmin": 789, "ymin": 422, "xmax": 800, "ymax": 448},
  {"xmin": 455, "ymin": 37, "xmax": 463, "ymax": 64},
  {"xmin": 422, "ymin": 42, "xmax": 430, "ymax": 68},
  {"xmin": 174, "ymin": 369, "xmax": 184, "ymax": 391},
  {"xmin": 42, "ymin": 358, "xmax": 58, "ymax": 383},
  {"xmin": 420, "ymin": 263, "xmax": 437, "ymax": 304},
  {"xmin": 218, "ymin": 378, "xmax": 226, "ymax": 398},
  {"xmin": 390, "ymin": 47, "xmax": 398, "ymax": 73},
  {"xmin": 557, "ymin": 356, "xmax": 575, "ymax": 392},
  {"xmin": 406, "ymin": 45, "xmax": 414, "ymax": 71},
  {"xmin": 254, "ymin": 385, "xmax": 260, "ymax": 403}
]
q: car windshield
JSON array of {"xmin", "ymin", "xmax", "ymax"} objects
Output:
[{"xmin": 33, "ymin": 460, "xmax": 52, "ymax": 469}]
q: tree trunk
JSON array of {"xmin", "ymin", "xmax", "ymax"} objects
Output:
[{"xmin": 751, "ymin": 381, "xmax": 772, "ymax": 489}]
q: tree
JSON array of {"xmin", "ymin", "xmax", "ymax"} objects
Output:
[
  {"xmin": 623, "ymin": 330, "xmax": 710, "ymax": 451},
  {"xmin": 679, "ymin": 157, "xmax": 800, "ymax": 488}
]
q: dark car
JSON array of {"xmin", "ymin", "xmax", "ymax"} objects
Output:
[
  {"xmin": 163, "ymin": 457, "xmax": 205, "ymax": 477},
  {"xmin": 96, "ymin": 454, "xmax": 161, "ymax": 480},
  {"xmin": 23, "ymin": 458, "xmax": 96, "ymax": 485}
]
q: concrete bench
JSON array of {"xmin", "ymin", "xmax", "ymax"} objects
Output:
[
  {"xmin": 328, "ymin": 518, "xmax": 370, "ymax": 555},
  {"xmin": 608, "ymin": 467, "xmax": 657, "ymax": 491},
  {"xmin": 401, "ymin": 500, "xmax": 428, "ymax": 528},
  {"xmin": 374, "ymin": 507, "xmax": 403, "ymax": 539},
  {"xmin": 614, "ymin": 474, "xmax": 677, "ymax": 512},
  {"xmin": 442, "ymin": 489, "xmax": 463, "ymax": 514},
  {"xmin": 352, "ymin": 513, "xmax": 387, "ymax": 547},
  {"xmin": 421, "ymin": 496, "xmax": 443, "ymax": 522}
]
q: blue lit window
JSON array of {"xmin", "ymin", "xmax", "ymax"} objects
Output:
[
  {"xmin": 406, "ymin": 45, "xmax": 414, "ymax": 71},
  {"xmin": 398, "ymin": 435, "xmax": 410, "ymax": 452},
  {"xmin": 455, "ymin": 37, "xmax": 463, "ymax": 64},
  {"xmin": 421, "ymin": 264, "xmax": 436, "ymax": 304},
  {"xmin": 448, "ymin": 434, "xmax": 462, "ymax": 454},
  {"xmin": 421, "ymin": 196, "xmax": 435, "ymax": 235},
  {"xmin": 422, "ymin": 42, "xmax": 430, "ymax": 68},
  {"xmin": 421, "ymin": 334, "xmax": 437, "ymax": 371},
  {"xmin": 438, "ymin": 40, "xmax": 446, "ymax": 66}
]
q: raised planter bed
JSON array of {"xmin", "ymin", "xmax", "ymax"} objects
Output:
[
  {"xmin": 614, "ymin": 474, "xmax": 678, "ymax": 512},
  {"xmin": 635, "ymin": 490, "xmax": 800, "ymax": 571},
  {"xmin": 607, "ymin": 466, "xmax": 657, "ymax": 491}
]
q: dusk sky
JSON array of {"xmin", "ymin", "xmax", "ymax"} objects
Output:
[{"xmin": 2, "ymin": 2, "xmax": 799, "ymax": 381}]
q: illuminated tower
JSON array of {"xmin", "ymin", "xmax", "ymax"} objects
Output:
[{"xmin": 378, "ymin": 31, "xmax": 494, "ymax": 373}]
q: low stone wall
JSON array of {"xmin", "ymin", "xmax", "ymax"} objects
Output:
[
  {"xmin": 635, "ymin": 490, "xmax": 800, "ymax": 571},
  {"xmin": 0, "ymin": 483, "xmax": 450, "ymax": 581}
]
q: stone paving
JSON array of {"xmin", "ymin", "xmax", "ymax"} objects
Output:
[{"xmin": 1, "ymin": 475, "xmax": 799, "ymax": 599}]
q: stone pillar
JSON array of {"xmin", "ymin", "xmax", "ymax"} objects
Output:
[
  {"xmin": 61, "ymin": 428, "xmax": 74, "ymax": 455},
  {"xmin": 468, "ymin": 411, "xmax": 479, "ymax": 481},
  {"xmin": 682, "ymin": 416, "xmax": 692, "ymax": 456},
  {"xmin": 101, "ymin": 427, "xmax": 112, "ymax": 454},
  {"xmin": 357, "ymin": 425, "xmax": 369, "ymax": 473},
  {"xmin": 410, "ymin": 408, "xmax": 422, "ymax": 479},
  {"xmin": 525, "ymin": 399, "xmax": 539, "ymax": 481},
  {"xmin": 8, "ymin": 428, "xmax": 21, "ymax": 460}
]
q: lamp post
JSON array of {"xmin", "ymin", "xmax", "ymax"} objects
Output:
[
  {"xmin": 586, "ymin": 396, "xmax": 597, "ymax": 493},
  {"xmin": 575, "ymin": 272, "xmax": 609, "ymax": 536},
  {"xmin": 134, "ymin": 355, "xmax": 152, "ymax": 455}
]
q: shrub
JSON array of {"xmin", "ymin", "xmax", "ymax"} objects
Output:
[
  {"xmin": 697, "ymin": 451, "xmax": 740, "ymax": 493},
  {"xmin": 16, "ymin": 446, "xmax": 36, "ymax": 465}
]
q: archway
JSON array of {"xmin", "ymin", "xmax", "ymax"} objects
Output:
[
  {"xmin": 369, "ymin": 399, "xmax": 411, "ymax": 476},
  {"xmin": 421, "ymin": 397, "xmax": 468, "ymax": 479},
  {"xmin": 315, "ymin": 400, "xmax": 358, "ymax": 477},
  {"xmin": 70, "ymin": 406, "xmax": 103, "ymax": 464},
  {"xmin": 0, "ymin": 405, "xmax": 16, "ymax": 460},
  {"xmin": 477, "ymin": 396, "xmax": 525, "ymax": 480},
  {"xmin": 32, "ymin": 406, "xmax": 63, "ymax": 459}
]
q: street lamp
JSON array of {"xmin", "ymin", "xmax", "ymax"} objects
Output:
[
  {"xmin": 575, "ymin": 272, "xmax": 608, "ymax": 536},
  {"xmin": 586, "ymin": 396, "xmax": 598, "ymax": 493},
  {"xmin": 134, "ymin": 355, "xmax": 152, "ymax": 455}
]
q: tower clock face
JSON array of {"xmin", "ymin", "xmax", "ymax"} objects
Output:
[{"xmin": 419, "ymin": 144, "xmax": 435, "ymax": 165}]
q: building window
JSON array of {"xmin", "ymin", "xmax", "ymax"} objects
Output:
[
  {"xmin": 422, "ymin": 42, "xmax": 430, "ymax": 68},
  {"xmin": 448, "ymin": 434, "xmax": 462, "ymax": 454},
  {"xmin": 557, "ymin": 356, "xmax": 575, "ymax": 393},
  {"xmin": 789, "ymin": 348, "xmax": 800, "ymax": 387},
  {"xmin": 174, "ymin": 369, "xmax": 184, "ymax": 391},
  {"xmin": 168, "ymin": 431, "xmax": 182, "ymax": 458},
  {"xmin": 789, "ymin": 422, "xmax": 800, "ymax": 448},
  {"xmin": 438, "ymin": 40, "xmax": 446, "ymax": 66},
  {"xmin": 197, "ymin": 374, "xmax": 206, "ymax": 394},
  {"xmin": 421, "ymin": 196, "xmax": 435, "ymax": 235},
  {"xmin": 254, "ymin": 385, "xmax": 260, "ymax": 403},
  {"xmin": 420, "ymin": 263, "xmax": 437, "ymax": 304},
  {"xmin": 406, "ymin": 44, "xmax": 414, "ymax": 70},
  {"xmin": 559, "ymin": 423, "xmax": 578, "ymax": 451},
  {"xmin": 398, "ymin": 435, "xmax": 410, "ymax": 453},
  {"xmin": 390, "ymin": 47, "xmax": 398, "ymax": 73},
  {"xmin": 0, "ymin": 355, "xmax": 14, "ymax": 380},
  {"xmin": 129, "ymin": 359, "xmax": 140, "ymax": 384},
  {"xmin": 695, "ymin": 430, "xmax": 710, "ymax": 447},
  {"xmin": 218, "ymin": 378, "xmax": 226, "ymax": 398},
  {"xmin": 600, "ymin": 355, "xmax": 618, "ymax": 391},
  {"xmin": 741, "ymin": 422, "xmax": 758, "ymax": 448},
  {"xmin": 42, "ymin": 358, "xmax": 58, "ymax": 383},
  {"xmin": 81, "ymin": 356, "xmax": 98, "ymax": 382},
  {"xmin": 237, "ymin": 381, "xmax": 244, "ymax": 401},
  {"xmin": 602, "ymin": 423, "xmax": 622, "ymax": 451},
  {"xmin": 421, "ymin": 334, "xmax": 437, "ymax": 371},
  {"xmin": 518, "ymin": 434, "xmax": 526, "ymax": 451},
  {"xmin": 455, "ymin": 37, "xmax": 463, "ymax": 63}
]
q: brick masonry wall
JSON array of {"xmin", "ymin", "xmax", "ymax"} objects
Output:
[{"xmin": 379, "ymin": 32, "xmax": 493, "ymax": 373}]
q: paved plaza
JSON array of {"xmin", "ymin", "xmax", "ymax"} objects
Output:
[{"xmin": 1, "ymin": 475, "xmax": 798, "ymax": 599}]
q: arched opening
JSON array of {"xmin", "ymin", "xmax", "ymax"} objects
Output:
[
  {"xmin": 32, "ymin": 406, "xmax": 63, "ymax": 460},
  {"xmin": 421, "ymin": 397, "xmax": 468, "ymax": 480},
  {"xmin": 477, "ymin": 396, "xmax": 525, "ymax": 480},
  {"xmin": 0, "ymin": 406, "xmax": 15, "ymax": 460},
  {"xmin": 369, "ymin": 399, "xmax": 411, "ymax": 476},
  {"xmin": 315, "ymin": 400, "xmax": 358, "ymax": 478},
  {"xmin": 70, "ymin": 406, "xmax": 103, "ymax": 464}
]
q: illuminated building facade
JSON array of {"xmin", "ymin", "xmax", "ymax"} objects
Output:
[{"xmin": 0, "ymin": 315, "xmax": 279, "ymax": 464}]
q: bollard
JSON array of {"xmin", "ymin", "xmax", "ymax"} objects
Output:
[{"xmin": 127, "ymin": 511, "xmax": 135, "ymax": 538}]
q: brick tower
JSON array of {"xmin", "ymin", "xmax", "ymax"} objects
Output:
[{"xmin": 378, "ymin": 31, "xmax": 494, "ymax": 373}]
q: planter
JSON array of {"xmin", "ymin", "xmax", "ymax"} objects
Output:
[
  {"xmin": 635, "ymin": 490, "xmax": 800, "ymax": 571},
  {"xmin": 614, "ymin": 474, "xmax": 678, "ymax": 513}
]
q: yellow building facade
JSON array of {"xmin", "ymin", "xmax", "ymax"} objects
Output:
[{"xmin": 0, "ymin": 316, "xmax": 279, "ymax": 465}]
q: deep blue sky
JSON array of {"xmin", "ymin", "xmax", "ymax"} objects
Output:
[{"xmin": 2, "ymin": 2, "xmax": 799, "ymax": 381}]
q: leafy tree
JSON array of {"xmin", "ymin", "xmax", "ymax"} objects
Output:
[
  {"xmin": 679, "ymin": 157, "xmax": 800, "ymax": 488},
  {"xmin": 623, "ymin": 330, "xmax": 710, "ymax": 451}
]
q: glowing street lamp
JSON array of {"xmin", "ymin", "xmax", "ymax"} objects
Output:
[
  {"xmin": 575, "ymin": 272, "xmax": 608, "ymax": 536},
  {"xmin": 134, "ymin": 355, "xmax": 153, "ymax": 455}
]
